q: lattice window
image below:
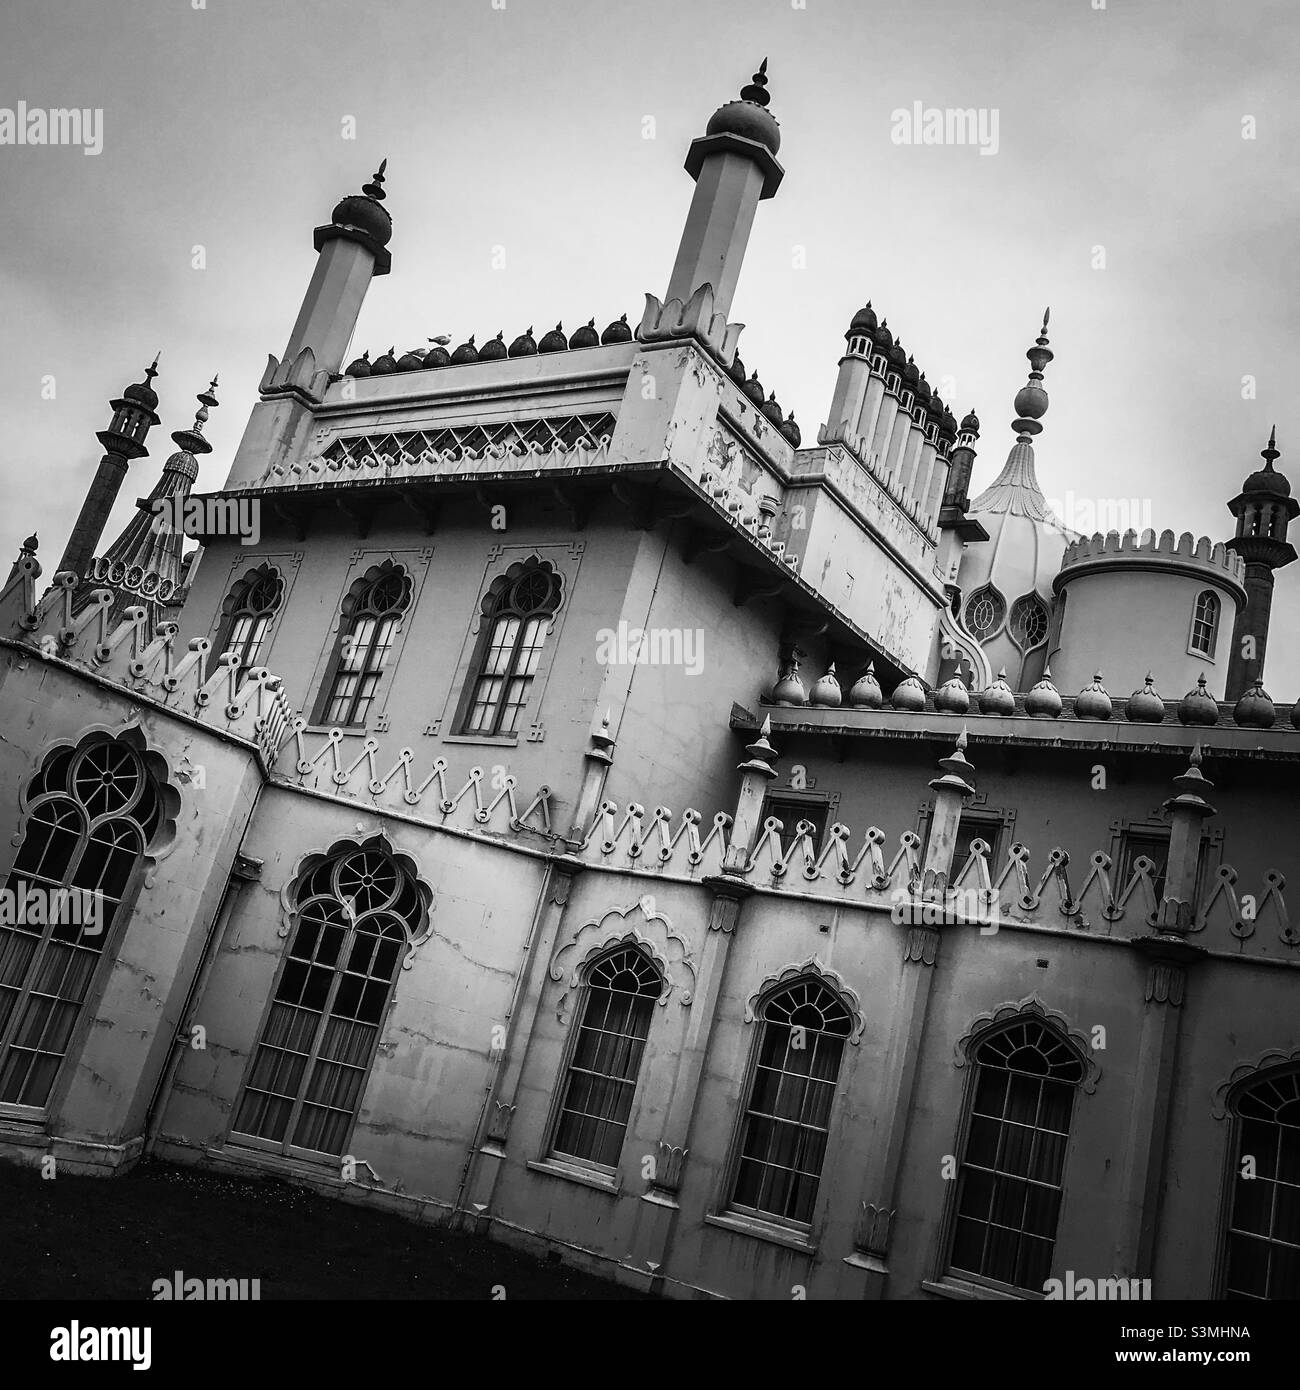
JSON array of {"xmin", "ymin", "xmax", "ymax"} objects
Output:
[
  {"xmin": 948, "ymin": 1018, "xmax": 1085, "ymax": 1293},
  {"xmin": 232, "ymin": 846, "xmax": 424, "ymax": 1157},
  {"xmin": 325, "ymin": 413, "xmax": 617, "ymax": 468},
  {"xmin": 216, "ymin": 566, "xmax": 283, "ymax": 684},
  {"xmin": 550, "ymin": 946, "xmax": 662, "ymax": 1169},
  {"xmin": 729, "ymin": 978, "xmax": 852, "ymax": 1225},
  {"xmin": 964, "ymin": 585, "xmax": 1007, "ymax": 642},
  {"xmin": 1222, "ymin": 1067, "xmax": 1300, "ymax": 1300},
  {"xmin": 0, "ymin": 738, "xmax": 163, "ymax": 1108},
  {"xmin": 1190, "ymin": 590, "xmax": 1220, "ymax": 658},
  {"xmin": 316, "ymin": 564, "xmax": 411, "ymax": 728},
  {"xmin": 1009, "ymin": 592, "xmax": 1050, "ymax": 651},
  {"xmin": 462, "ymin": 562, "xmax": 562, "ymax": 737}
]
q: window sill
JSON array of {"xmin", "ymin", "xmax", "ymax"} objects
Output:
[
  {"xmin": 442, "ymin": 734, "xmax": 519, "ymax": 748},
  {"xmin": 921, "ymin": 1275, "xmax": 1031, "ymax": 1302},
  {"xmin": 704, "ymin": 1211, "xmax": 817, "ymax": 1255},
  {"xmin": 300, "ymin": 724, "xmax": 370, "ymax": 738},
  {"xmin": 526, "ymin": 1158, "xmax": 621, "ymax": 1195}
]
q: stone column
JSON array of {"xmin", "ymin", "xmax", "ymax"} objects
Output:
[
  {"xmin": 843, "ymin": 730, "xmax": 976, "ymax": 1295},
  {"xmin": 1114, "ymin": 745, "xmax": 1212, "ymax": 1279}
]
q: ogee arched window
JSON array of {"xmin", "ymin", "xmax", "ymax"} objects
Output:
[
  {"xmin": 315, "ymin": 563, "xmax": 411, "ymax": 728},
  {"xmin": 216, "ymin": 564, "xmax": 283, "ymax": 682},
  {"xmin": 462, "ymin": 560, "xmax": 562, "ymax": 737},
  {"xmin": 0, "ymin": 736, "xmax": 166, "ymax": 1108},
  {"xmin": 947, "ymin": 1017, "xmax": 1085, "ymax": 1293},
  {"xmin": 1189, "ymin": 590, "xmax": 1220, "ymax": 658}
]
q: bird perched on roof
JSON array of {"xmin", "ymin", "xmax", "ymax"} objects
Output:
[{"xmin": 427, "ymin": 334, "xmax": 452, "ymax": 345}]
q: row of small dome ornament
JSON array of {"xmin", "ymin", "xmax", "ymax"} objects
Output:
[
  {"xmin": 344, "ymin": 316, "xmax": 635, "ymax": 377},
  {"xmin": 773, "ymin": 663, "xmax": 1296, "ymax": 728},
  {"xmin": 728, "ymin": 356, "xmax": 801, "ymax": 445}
]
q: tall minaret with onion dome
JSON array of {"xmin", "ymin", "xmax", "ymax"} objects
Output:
[
  {"xmin": 638, "ymin": 62, "xmax": 784, "ymax": 367},
  {"xmin": 80, "ymin": 378, "xmax": 220, "ymax": 634},
  {"xmin": 56, "ymin": 357, "xmax": 162, "ymax": 585},
  {"xmin": 1225, "ymin": 427, "xmax": 1297, "ymax": 699},
  {"xmin": 225, "ymin": 163, "xmax": 391, "ymax": 487}
]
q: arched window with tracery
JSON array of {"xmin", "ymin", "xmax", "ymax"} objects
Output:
[
  {"xmin": 728, "ymin": 976, "xmax": 853, "ymax": 1226},
  {"xmin": 1220, "ymin": 1066, "xmax": 1300, "ymax": 1300},
  {"xmin": 0, "ymin": 736, "xmax": 167, "ymax": 1108},
  {"xmin": 232, "ymin": 843, "xmax": 428, "ymax": 1157},
  {"xmin": 947, "ymin": 1016, "xmax": 1086, "ymax": 1293},
  {"xmin": 315, "ymin": 563, "xmax": 411, "ymax": 728},
  {"xmin": 215, "ymin": 565, "xmax": 283, "ymax": 681},
  {"xmin": 964, "ymin": 584, "xmax": 1007, "ymax": 643},
  {"xmin": 1009, "ymin": 592, "xmax": 1050, "ymax": 651},
  {"xmin": 548, "ymin": 944, "xmax": 662, "ymax": 1169},
  {"xmin": 1189, "ymin": 590, "xmax": 1221, "ymax": 658},
  {"xmin": 461, "ymin": 560, "xmax": 562, "ymax": 736}
]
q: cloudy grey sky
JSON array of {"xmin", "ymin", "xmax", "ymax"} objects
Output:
[{"xmin": 2, "ymin": 0, "xmax": 1297, "ymax": 692}]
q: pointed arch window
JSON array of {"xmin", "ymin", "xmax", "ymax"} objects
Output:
[
  {"xmin": 0, "ymin": 737, "xmax": 165, "ymax": 1109},
  {"xmin": 216, "ymin": 565, "xmax": 283, "ymax": 681},
  {"xmin": 948, "ymin": 1017, "xmax": 1085, "ymax": 1293},
  {"xmin": 964, "ymin": 584, "xmax": 1007, "ymax": 643},
  {"xmin": 1189, "ymin": 590, "xmax": 1221, "ymax": 658},
  {"xmin": 462, "ymin": 561, "xmax": 562, "ymax": 737},
  {"xmin": 1009, "ymin": 592, "xmax": 1050, "ymax": 651},
  {"xmin": 232, "ymin": 844, "xmax": 427, "ymax": 1158},
  {"xmin": 549, "ymin": 945, "xmax": 662, "ymax": 1169},
  {"xmin": 315, "ymin": 564, "xmax": 411, "ymax": 728},
  {"xmin": 728, "ymin": 977, "xmax": 852, "ymax": 1226},
  {"xmin": 1220, "ymin": 1066, "xmax": 1300, "ymax": 1300}
]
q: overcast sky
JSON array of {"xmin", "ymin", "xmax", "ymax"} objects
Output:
[{"xmin": 2, "ymin": 0, "xmax": 1297, "ymax": 694}]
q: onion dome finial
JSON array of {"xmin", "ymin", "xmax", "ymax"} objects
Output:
[
  {"xmin": 396, "ymin": 348, "xmax": 426, "ymax": 371},
  {"xmin": 450, "ymin": 334, "xmax": 479, "ymax": 364},
  {"xmin": 601, "ymin": 313, "xmax": 632, "ymax": 345},
  {"xmin": 891, "ymin": 675, "xmax": 928, "ymax": 711},
  {"xmin": 1234, "ymin": 677, "xmax": 1276, "ymax": 728},
  {"xmin": 124, "ymin": 353, "xmax": 162, "ymax": 409},
  {"xmin": 1126, "ymin": 672, "xmax": 1166, "ymax": 723},
  {"xmin": 570, "ymin": 318, "xmax": 599, "ymax": 349},
  {"xmin": 371, "ymin": 346, "xmax": 398, "ymax": 375},
  {"xmin": 538, "ymin": 322, "xmax": 569, "ymax": 353},
  {"xmin": 1242, "ymin": 425, "xmax": 1292, "ymax": 497},
  {"xmin": 780, "ymin": 412, "xmax": 801, "ymax": 447},
  {"xmin": 345, "ymin": 349, "xmax": 372, "ymax": 377},
  {"xmin": 761, "ymin": 390, "xmax": 783, "ymax": 424},
  {"xmin": 1011, "ymin": 308, "xmax": 1053, "ymax": 440},
  {"xmin": 1025, "ymin": 666, "xmax": 1063, "ymax": 717},
  {"xmin": 810, "ymin": 662, "xmax": 842, "ymax": 708},
  {"xmin": 508, "ymin": 326, "xmax": 538, "ymax": 357},
  {"xmin": 1075, "ymin": 671, "xmax": 1112, "ymax": 721},
  {"xmin": 847, "ymin": 301, "xmax": 878, "ymax": 338},
  {"xmin": 933, "ymin": 676, "xmax": 971, "ymax": 713},
  {"xmin": 1178, "ymin": 673, "xmax": 1219, "ymax": 726},
  {"xmin": 848, "ymin": 661, "xmax": 883, "ymax": 708},
  {"xmin": 960, "ymin": 408, "xmax": 980, "ymax": 436},
  {"xmin": 362, "ymin": 159, "xmax": 387, "ymax": 201},
  {"xmin": 743, "ymin": 370, "xmax": 765, "ymax": 405},
  {"xmin": 740, "ymin": 57, "xmax": 771, "ymax": 106},
  {"xmin": 478, "ymin": 330, "xmax": 508, "ymax": 361},
  {"xmin": 978, "ymin": 667, "xmax": 1016, "ymax": 715}
]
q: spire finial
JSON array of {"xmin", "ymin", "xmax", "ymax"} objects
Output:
[
  {"xmin": 362, "ymin": 159, "xmax": 387, "ymax": 201},
  {"xmin": 1261, "ymin": 425, "xmax": 1280, "ymax": 468},
  {"xmin": 740, "ymin": 58, "xmax": 771, "ymax": 107},
  {"xmin": 193, "ymin": 375, "xmax": 220, "ymax": 434},
  {"xmin": 144, "ymin": 353, "xmax": 160, "ymax": 386},
  {"xmin": 956, "ymin": 723, "xmax": 968, "ymax": 752}
]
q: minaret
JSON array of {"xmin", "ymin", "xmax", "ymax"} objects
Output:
[
  {"xmin": 225, "ymin": 163, "xmax": 392, "ymax": 487},
  {"xmin": 1225, "ymin": 427, "xmax": 1297, "ymax": 699},
  {"xmin": 82, "ymin": 378, "xmax": 220, "ymax": 632},
  {"xmin": 284, "ymin": 161, "xmax": 391, "ymax": 375},
  {"xmin": 56, "ymin": 357, "xmax": 162, "ymax": 583},
  {"xmin": 658, "ymin": 61, "xmax": 784, "ymax": 328}
]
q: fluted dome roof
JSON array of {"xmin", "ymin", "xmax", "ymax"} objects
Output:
[
  {"xmin": 330, "ymin": 163, "xmax": 392, "ymax": 249},
  {"xmin": 847, "ymin": 302, "xmax": 878, "ymax": 337},
  {"xmin": 961, "ymin": 409, "xmax": 981, "ymax": 434},
  {"xmin": 478, "ymin": 331, "xmax": 508, "ymax": 361},
  {"xmin": 123, "ymin": 358, "xmax": 160, "ymax": 410},
  {"xmin": 1243, "ymin": 431, "xmax": 1291, "ymax": 496},
  {"xmin": 538, "ymin": 323, "xmax": 568, "ymax": 353},
  {"xmin": 704, "ymin": 60, "xmax": 780, "ymax": 155}
]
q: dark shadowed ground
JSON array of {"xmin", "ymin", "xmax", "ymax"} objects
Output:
[{"xmin": 0, "ymin": 1158, "xmax": 651, "ymax": 1300}]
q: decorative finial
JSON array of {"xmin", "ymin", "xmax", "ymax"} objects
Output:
[
  {"xmin": 1261, "ymin": 425, "xmax": 1280, "ymax": 468},
  {"xmin": 145, "ymin": 353, "xmax": 160, "ymax": 386},
  {"xmin": 956, "ymin": 723, "xmax": 968, "ymax": 752},
  {"xmin": 21, "ymin": 533, "xmax": 37, "ymax": 553},
  {"xmin": 193, "ymin": 375, "xmax": 220, "ymax": 433},
  {"xmin": 1190, "ymin": 742, "xmax": 1203, "ymax": 768},
  {"xmin": 759, "ymin": 714, "xmax": 772, "ymax": 738},
  {"xmin": 363, "ymin": 159, "xmax": 387, "ymax": 201},
  {"xmin": 1041, "ymin": 307, "xmax": 1050, "ymax": 335},
  {"xmin": 740, "ymin": 58, "xmax": 771, "ymax": 107}
]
